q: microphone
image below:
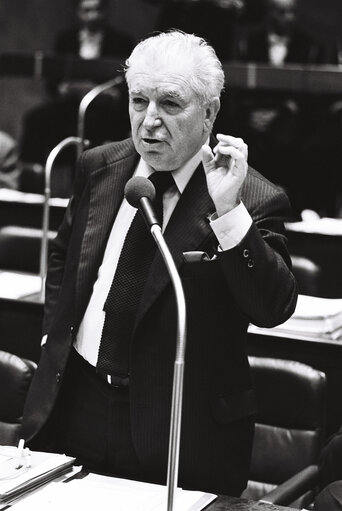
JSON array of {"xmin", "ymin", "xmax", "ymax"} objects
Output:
[
  {"xmin": 124, "ymin": 174, "xmax": 187, "ymax": 511},
  {"xmin": 124, "ymin": 176, "xmax": 160, "ymax": 228}
]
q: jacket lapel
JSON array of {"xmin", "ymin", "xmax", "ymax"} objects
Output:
[
  {"xmin": 75, "ymin": 142, "xmax": 138, "ymax": 325},
  {"xmin": 75, "ymin": 141, "xmax": 216, "ymax": 331},
  {"xmin": 134, "ymin": 163, "xmax": 216, "ymax": 331}
]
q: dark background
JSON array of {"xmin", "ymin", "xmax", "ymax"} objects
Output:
[{"xmin": 0, "ymin": 0, "xmax": 341, "ymax": 142}]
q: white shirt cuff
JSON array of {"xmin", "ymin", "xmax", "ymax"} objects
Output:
[{"xmin": 210, "ymin": 202, "xmax": 252, "ymax": 251}]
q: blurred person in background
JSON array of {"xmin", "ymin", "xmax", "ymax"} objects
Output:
[
  {"xmin": 228, "ymin": 0, "xmax": 338, "ymax": 217},
  {"xmin": 20, "ymin": 0, "xmax": 134, "ymax": 185},
  {"xmin": 146, "ymin": 0, "xmax": 246, "ymax": 61},
  {"xmin": 238, "ymin": 0, "xmax": 337, "ymax": 64}
]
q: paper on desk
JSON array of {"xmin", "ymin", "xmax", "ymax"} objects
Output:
[
  {"xmin": 0, "ymin": 272, "xmax": 41, "ymax": 299},
  {"xmin": 0, "ymin": 454, "xmax": 74, "ymax": 496},
  {"xmin": 0, "ymin": 189, "xmax": 68, "ymax": 207},
  {"xmin": 10, "ymin": 474, "xmax": 217, "ymax": 511},
  {"xmin": 292, "ymin": 295, "xmax": 342, "ymax": 320},
  {"xmin": 0, "ymin": 189, "xmax": 45, "ymax": 204},
  {"xmin": 249, "ymin": 294, "xmax": 342, "ymax": 340},
  {"xmin": 285, "ymin": 217, "xmax": 342, "ymax": 235},
  {"xmin": 0, "ymin": 453, "xmax": 13, "ymax": 466}
]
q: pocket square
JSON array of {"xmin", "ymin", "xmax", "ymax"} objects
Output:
[{"xmin": 182, "ymin": 251, "xmax": 210, "ymax": 263}]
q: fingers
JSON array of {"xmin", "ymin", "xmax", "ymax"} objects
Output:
[
  {"xmin": 214, "ymin": 145, "xmax": 244, "ymax": 161},
  {"xmin": 201, "ymin": 144, "xmax": 214, "ymax": 164},
  {"xmin": 213, "ymin": 145, "xmax": 246, "ymax": 175},
  {"xmin": 216, "ymin": 133, "xmax": 248, "ymax": 159},
  {"xmin": 202, "ymin": 135, "xmax": 248, "ymax": 176},
  {"xmin": 201, "ymin": 144, "xmax": 216, "ymax": 174}
]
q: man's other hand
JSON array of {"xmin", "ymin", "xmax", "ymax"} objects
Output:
[{"xmin": 202, "ymin": 134, "xmax": 248, "ymax": 217}]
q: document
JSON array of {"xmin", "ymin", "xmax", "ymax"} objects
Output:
[
  {"xmin": 0, "ymin": 271, "xmax": 41, "ymax": 299},
  {"xmin": 0, "ymin": 449, "xmax": 75, "ymax": 508},
  {"xmin": 286, "ymin": 217, "xmax": 342, "ymax": 236},
  {"xmin": 0, "ymin": 189, "xmax": 68, "ymax": 207},
  {"xmin": 9, "ymin": 473, "xmax": 217, "ymax": 511},
  {"xmin": 249, "ymin": 294, "xmax": 342, "ymax": 340}
]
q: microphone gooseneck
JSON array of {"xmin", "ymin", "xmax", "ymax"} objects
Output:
[
  {"xmin": 124, "ymin": 176, "xmax": 160, "ymax": 228},
  {"xmin": 124, "ymin": 174, "xmax": 187, "ymax": 511}
]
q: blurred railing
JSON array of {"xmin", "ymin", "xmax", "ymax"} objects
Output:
[
  {"xmin": 0, "ymin": 51, "xmax": 341, "ymax": 93},
  {"xmin": 0, "ymin": 52, "xmax": 125, "ymax": 83}
]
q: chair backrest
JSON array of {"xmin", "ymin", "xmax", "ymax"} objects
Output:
[
  {"xmin": 0, "ymin": 350, "xmax": 37, "ymax": 445},
  {"xmin": 0, "ymin": 225, "xmax": 57, "ymax": 273},
  {"xmin": 291, "ymin": 255, "xmax": 322, "ymax": 296},
  {"xmin": 242, "ymin": 356, "xmax": 327, "ymax": 501}
]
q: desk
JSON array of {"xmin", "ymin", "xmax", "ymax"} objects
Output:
[
  {"xmin": 248, "ymin": 327, "xmax": 342, "ymax": 436},
  {"xmin": 11, "ymin": 465, "xmax": 298, "ymax": 511},
  {"xmin": 1, "ymin": 296, "xmax": 342, "ymax": 435}
]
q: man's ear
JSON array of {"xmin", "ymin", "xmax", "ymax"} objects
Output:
[{"xmin": 204, "ymin": 97, "xmax": 220, "ymax": 131}]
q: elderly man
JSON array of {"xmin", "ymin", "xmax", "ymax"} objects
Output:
[{"xmin": 22, "ymin": 31, "xmax": 297, "ymax": 496}]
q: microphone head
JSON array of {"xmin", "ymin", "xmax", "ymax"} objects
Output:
[{"xmin": 125, "ymin": 176, "xmax": 156, "ymax": 208}]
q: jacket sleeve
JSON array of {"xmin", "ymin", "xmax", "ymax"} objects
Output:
[
  {"xmin": 42, "ymin": 152, "xmax": 88, "ymax": 334},
  {"xmin": 217, "ymin": 186, "xmax": 298, "ymax": 328}
]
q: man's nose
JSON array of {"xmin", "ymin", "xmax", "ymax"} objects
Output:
[{"xmin": 142, "ymin": 103, "xmax": 162, "ymax": 129}]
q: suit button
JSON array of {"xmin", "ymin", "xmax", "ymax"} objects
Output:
[
  {"xmin": 56, "ymin": 372, "xmax": 61, "ymax": 383},
  {"xmin": 248, "ymin": 259, "xmax": 255, "ymax": 268},
  {"xmin": 243, "ymin": 249, "xmax": 249, "ymax": 258}
]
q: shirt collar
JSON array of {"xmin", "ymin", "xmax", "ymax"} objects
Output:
[
  {"xmin": 134, "ymin": 137, "xmax": 209, "ymax": 194},
  {"xmin": 268, "ymin": 32, "xmax": 289, "ymax": 45}
]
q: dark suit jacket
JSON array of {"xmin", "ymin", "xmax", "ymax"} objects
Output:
[
  {"xmin": 45, "ymin": 25, "xmax": 133, "ymax": 96},
  {"xmin": 155, "ymin": 0, "xmax": 240, "ymax": 61},
  {"xmin": 230, "ymin": 26, "xmax": 338, "ymax": 217},
  {"xmin": 54, "ymin": 25, "xmax": 134, "ymax": 58},
  {"xmin": 238, "ymin": 25, "xmax": 338, "ymax": 65},
  {"xmin": 22, "ymin": 137, "xmax": 297, "ymax": 495}
]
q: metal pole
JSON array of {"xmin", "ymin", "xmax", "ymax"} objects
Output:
[
  {"xmin": 150, "ymin": 225, "xmax": 187, "ymax": 511},
  {"xmin": 39, "ymin": 136, "xmax": 84, "ymax": 302},
  {"xmin": 76, "ymin": 76, "xmax": 124, "ymax": 159}
]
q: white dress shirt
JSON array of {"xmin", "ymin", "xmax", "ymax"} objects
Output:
[
  {"xmin": 74, "ymin": 148, "xmax": 252, "ymax": 366},
  {"xmin": 79, "ymin": 28, "xmax": 103, "ymax": 60},
  {"xmin": 268, "ymin": 32, "xmax": 290, "ymax": 67}
]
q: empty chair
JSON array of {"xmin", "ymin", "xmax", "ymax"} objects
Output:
[
  {"xmin": 0, "ymin": 225, "xmax": 57, "ymax": 274},
  {"xmin": 291, "ymin": 255, "xmax": 322, "ymax": 296},
  {"xmin": 0, "ymin": 350, "xmax": 37, "ymax": 446},
  {"xmin": 242, "ymin": 356, "xmax": 327, "ymax": 508}
]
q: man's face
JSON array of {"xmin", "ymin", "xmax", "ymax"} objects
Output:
[
  {"xmin": 269, "ymin": 0, "xmax": 297, "ymax": 34},
  {"xmin": 77, "ymin": 0, "xmax": 105, "ymax": 29},
  {"xmin": 128, "ymin": 59, "xmax": 217, "ymax": 171}
]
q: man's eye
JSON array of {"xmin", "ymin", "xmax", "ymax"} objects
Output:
[
  {"xmin": 164, "ymin": 100, "xmax": 178, "ymax": 107},
  {"xmin": 131, "ymin": 97, "xmax": 147, "ymax": 109},
  {"xmin": 162, "ymin": 100, "xmax": 180, "ymax": 112}
]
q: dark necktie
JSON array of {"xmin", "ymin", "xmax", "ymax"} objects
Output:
[{"xmin": 96, "ymin": 171, "xmax": 175, "ymax": 383}]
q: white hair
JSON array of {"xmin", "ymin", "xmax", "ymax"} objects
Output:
[{"xmin": 125, "ymin": 30, "xmax": 225, "ymax": 104}]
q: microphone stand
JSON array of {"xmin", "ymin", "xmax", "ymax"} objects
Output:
[
  {"xmin": 77, "ymin": 76, "xmax": 124, "ymax": 159},
  {"xmin": 39, "ymin": 136, "xmax": 84, "ymax": 303},
  {"xmin": 150, "ymin": 224, "xmax": 187, "ymax": 511}
]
